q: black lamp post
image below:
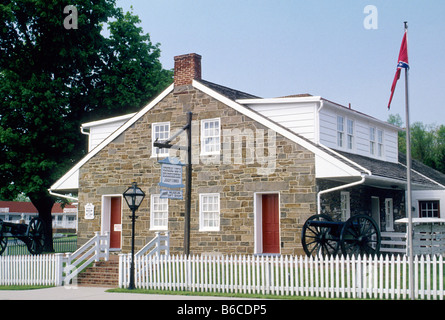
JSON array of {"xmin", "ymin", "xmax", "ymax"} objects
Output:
[{"xmin": 123, "ymin": 181, "xmax": 145, "ymax": 289}]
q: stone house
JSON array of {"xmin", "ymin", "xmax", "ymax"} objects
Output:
[{"xmin": 50, "ymin": 53, "xmax": 445, "ymax": 256}]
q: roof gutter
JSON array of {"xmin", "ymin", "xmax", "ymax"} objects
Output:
[
  {"xmin": 317, "ymin": 174, "xmax": 366, "ymax": 215},
  {"xmin": 80, "ymin": 126, "xmax": 90, "ymax": 136},
  {"xmin": 48, "ymin": 189, "xmax": 79, "ymax": 202}
]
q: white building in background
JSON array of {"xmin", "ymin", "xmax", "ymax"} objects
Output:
[{"xmin": 0, "ymin": 201, "xmax": 77, "ymax": 231}]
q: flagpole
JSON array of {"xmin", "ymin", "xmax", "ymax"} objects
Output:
[{"xmin": 403, "ymin": 21, "xmax": 414, "ymax": 300}]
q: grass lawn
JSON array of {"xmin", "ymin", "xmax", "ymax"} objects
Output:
[{"xmin": 106, "ymin": 287, "xmax": 351, "ymax": 300}]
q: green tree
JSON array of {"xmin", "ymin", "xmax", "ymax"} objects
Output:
[
  {"xmin": 388, "ymin": 114, "xmax": 445, "ymax": 175},
  {"xmin": 410, "ymin": 122, "xmax": 435, "ymax": 169},
  {"xmin": 0, "ymin": 0, "xmax": 172, "ymax": 251},
  {"xmin": 434, "ymin": 125, "xmax": 445, "ymax": 173}
]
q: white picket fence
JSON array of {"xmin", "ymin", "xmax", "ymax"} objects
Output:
[
  {"xmin": 0, "ymin": 232, "xmax": 110, "ymax": 287},
  {"xmin": 119, "ymin": 253, "xmax": 445, "ymax": 300},
  {"xmin": 0, "ymin": 254, "xmax": 64, "ymax": 286}
]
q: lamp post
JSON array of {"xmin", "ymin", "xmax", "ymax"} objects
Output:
[{"xmin": 123, "ymin": 182, "xmax": 145, "ymax": 290}]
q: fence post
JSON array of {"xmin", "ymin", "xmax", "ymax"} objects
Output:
[
  {"xmin": 104, "ymin": 231, "xmax": 110, "ymax": 261},
  {"xmin": 94, "ymin": 231, "xmax": 100, "ymax": 262},
  {"xmin": 54, "ymin": 253, "xmax": 64, "ymax": 286},
  {"xmin": 155, "ymin": 232, "xmax": 160, "ymax": 257},
  {"xmin": 165, "ymin": 231, "xmax": 170, "ymax": 256},
  {"xmin": 118, "ymin": 254, "xmax": 125, "ymax": 288}
]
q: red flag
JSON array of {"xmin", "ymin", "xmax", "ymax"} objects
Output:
[{"xmin": 388, "ymin": 31, "xmax": 409, "ymax": 109}]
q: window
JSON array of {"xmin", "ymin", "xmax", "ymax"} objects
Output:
[
  {"xmin": 385, "ymin": 198, "xmax": 394, "ymax": 231},
  {"xmin": 369, "ymin": 127, "xmax": 376, "ymax": 155},
  {"xmin": 201, "ymin": 118, "xmax": 220, "ymax": 155},
  {"xmin": 199, "ymin": 193, "xmax": 220, "ymax": 231},
  {"xmin": 377, "ymin": 130, "xmax": 384, "ymax": 157},
  {"xmin": 419, "ymin": 200, "xmax": 440, "ymax": 218},
  {"xmin": 337, "ymin": 116, "xmax": 344, "ymax": 148},
  {"xmin": 152, "ymin": 122, "xmax": 170, "ymax": 157},
  {"xmin": 340, "ymin": 191, "xmax": 350, "ymax": 221},
  {"xmin": 347, "ymin": 119, "xmax": 354, "ymax": 150},
  {"xmin": 150, "ymin": 194, "xmax": 168, "ymax": 230}
]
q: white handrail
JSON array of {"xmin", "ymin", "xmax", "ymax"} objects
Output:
[
  {"xmin": 135, "ymin": 231, "xmax": 169, "ymax": 257},
  {"xmin": 63, "ymin": 231, "xmax": 109, "ymax": 285}
]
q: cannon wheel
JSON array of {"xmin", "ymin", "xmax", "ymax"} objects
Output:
[
  {"xmin": 340, "ymin": 214, "xmax": 381, "ymax": 256},
  {"xmin": 0, "ymin": 219, "xmax": 7, "ymax": 256},
  {"xmin": 302, "ymin": 214, "xmax": 340, "ymax": 257},
  {"xmin": 26, "ymin": 218, "xmax": 46, "ymax": 255}
]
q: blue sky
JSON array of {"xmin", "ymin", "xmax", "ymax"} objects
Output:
[{"xmin": 116, "ymin": 0, "xmax": 445, "ymax": 126}]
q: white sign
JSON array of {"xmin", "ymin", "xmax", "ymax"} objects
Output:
[
  {"xmin": 114, "ymin": 224, "xmax": 122, "ymax": 232},
  {"xmin": 85, "ymin": 203, "xmax": 94, "ymax": 220},
  {"xmin": 159, "ymin": 163, "xmax": 184, "ymax": 188},
  {"xmin": 160, "ymin": 189, "xmax": 183, "ymax": 200}
]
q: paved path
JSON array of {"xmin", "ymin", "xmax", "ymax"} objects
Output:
[{"xmin": 0, "ymin": 286, "xmax": 245, "ymax": 300}]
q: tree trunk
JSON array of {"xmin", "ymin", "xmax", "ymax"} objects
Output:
[{"xmin": 30, "ymin": 194, "xmax": 55, "ymax": 252}]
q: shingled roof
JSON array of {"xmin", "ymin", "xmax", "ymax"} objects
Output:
[
  {"xmin": 197, "ymin": 79, "xmax": 260, "ymax": 100},
  {"xmin": 336, "ymin": 151, "xmax": 445, "ymax": 188}
]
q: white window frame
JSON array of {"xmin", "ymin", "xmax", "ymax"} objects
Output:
[
  {"xmin": 369, "ymin": 127, "xmax": 376, "ymax": 155},
  {"xmin": 152, "ymin": 122, "xmax": 170, "ymax": 157},
  {"xmin": 201, "ymin": 118, "xmax": 221, "ymax": 155},
  {"xmin": 150, "ymin": 194, "xmax": 168, "ymax": 230},
  {"xmin": 385, "ymin": 198, "xmax": 394, "ymax": 231},
  {"xmin": 340, "ymin": 191, "xmax": 350, "ymax": 221},
  {"xmin": 199, "ymin": 193, "xmax": 220, "ymax": 231},
  {"xmin": 347, "ymin": 119, "xmax": 354, "ymax": 150},
  {"xmin": 377, "ymin": 129, "xmax": 384, "ymax": 157},
  {"xmin": 337, "ymin": 116, "xmax": 344, "ymax": 148}
]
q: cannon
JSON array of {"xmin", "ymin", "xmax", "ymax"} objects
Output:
[
  {"xmin": 0, "ymin": 218, "xmax": 46, "ymax": 255},
  {"xmin": 301, "ymin": 214, "xmax": 381, "ymax": 257}
]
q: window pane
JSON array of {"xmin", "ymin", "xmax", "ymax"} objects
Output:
[
  {"xmin": 200, "ymin": 194, "xmax": 220, "ymax": 230},
  {"xmin": 419, "ymin": 200, "xmax": 440, "ymax": 218},
  {"xmin": 201, "ymin": 119, "xmax": 220, "ymax": 154},
  {"xmin": 337, "ymin": 116, "xmax": 344, "ymax": 132},
  {"xmin": 151, "ymin": 195, "xmax": 168, "ymax": 229},
  {"xmin": 153, "ymin": 123, "xmax": 170, "ymax": 156}
]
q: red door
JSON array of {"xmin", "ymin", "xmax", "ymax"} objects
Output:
[
  {"xmin": 262, "ymin": 194, "xmax": 279, "ymax": 253},
  {"xmin": 110, "ymin": 197, "xmax": 122, "ymax": 249}
]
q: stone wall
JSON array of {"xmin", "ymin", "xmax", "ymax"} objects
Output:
[{"xmin": 78, "ymin": 85, "xmax": 316, "ymax": 256}]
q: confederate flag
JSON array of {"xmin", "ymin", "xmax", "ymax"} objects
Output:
[{"xmin": 388, "ymin": 31, "xmax": 409, "ymax": 109}]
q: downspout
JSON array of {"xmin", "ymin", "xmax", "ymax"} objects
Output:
[
  {"xmin": 80, "ymin": 126, "xmax": 91, "ymax": 151},
  {"xmin": 317, "ymin": 174, "xmax": 366, "ymax": 215}
]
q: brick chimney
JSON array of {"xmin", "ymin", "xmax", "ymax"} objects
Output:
[{"xmin": 174, "ymin": 53, "xmax": 202, "ymax": 87}]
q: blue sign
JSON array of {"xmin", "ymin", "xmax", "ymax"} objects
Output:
[{"xmin": 158, "ymin": 157, "xmax": 185, "ymax": 191}]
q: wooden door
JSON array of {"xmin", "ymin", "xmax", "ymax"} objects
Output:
[
  {"xmin": 262, "ymin": 194, "xmax": 279, "ymax": 253},
  {"xmin": 109, "ymin": 197, "xmax": 122, "ymax": 249},
  {"xmin": 371, "ymin": 197, "xmax": 380, "ymax": 230}
]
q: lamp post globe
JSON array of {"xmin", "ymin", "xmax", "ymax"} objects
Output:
[{"xmin": 123, "ymin": 182, "xmax": 145, "ymax": 211}]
